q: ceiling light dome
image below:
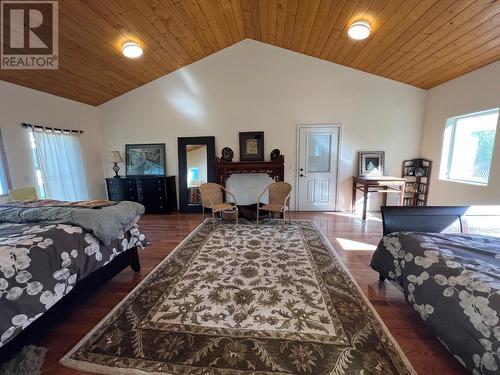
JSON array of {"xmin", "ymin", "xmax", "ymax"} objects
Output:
[
  {"xmin": 348, "ymin": 20, "xmax": 371, "ymax": 40},
  {"xmin": 122, "ymin": 41, "xmax": 143, "ymax": 58}
]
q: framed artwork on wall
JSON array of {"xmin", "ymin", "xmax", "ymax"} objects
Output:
[
  {"xmin": 358, "ymin": 151, "xmax": 385, "ymax": 176},
  {"xmin": 239, "ymin": 131, "xmax": 264, "ymax": 161},
  {"xmin": 125, "ymin": 143, "xmax": 166, "ymax": 176}
]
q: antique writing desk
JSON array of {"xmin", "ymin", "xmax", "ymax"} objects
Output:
[{"xmin": 352, "ymin": 176, "xmax": 406, "ymax": 220}]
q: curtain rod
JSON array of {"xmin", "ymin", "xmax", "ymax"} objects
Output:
[{"xmin": 22, "ymin": 123, "xmax": 84, "ymax": 134}]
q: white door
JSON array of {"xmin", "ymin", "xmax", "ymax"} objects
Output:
[{"xmin": 297, "ymin": 125, "xmax": 340, "ymax": 211}]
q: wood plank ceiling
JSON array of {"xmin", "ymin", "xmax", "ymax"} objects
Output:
[{"xmin": 0, "ymin": 0, "xmax": 499, "ymax": 106}]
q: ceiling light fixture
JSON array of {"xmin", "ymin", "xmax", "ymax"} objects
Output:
[
  {"xmin": 348, "ymin": 20, "xmax": 371, "ymax": 40},
  {"xmin": 122, "ymin": 41, "xmax": 143, "ymax": 58}
]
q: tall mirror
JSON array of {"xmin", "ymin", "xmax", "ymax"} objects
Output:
[{"xmin": 178, "ymin": 137, "xmax": 216, "ymax": 212}]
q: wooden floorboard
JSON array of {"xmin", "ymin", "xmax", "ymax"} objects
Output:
[{"xmin": 38, "ymin": 212, "xmax": 467, "ymax": 374}]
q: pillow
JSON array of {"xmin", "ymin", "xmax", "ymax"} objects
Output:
[{"xmin": 9, "ymin": 187, "xmax": 38, "ymax": 201}]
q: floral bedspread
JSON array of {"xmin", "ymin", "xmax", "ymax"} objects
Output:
[
  {"xmin": 0, "ymin": 222, "xmax": 147, "ymax": 349},
  {"xmin": 371, "ymin": 232, "xmax": 500, "ymax": 375}
]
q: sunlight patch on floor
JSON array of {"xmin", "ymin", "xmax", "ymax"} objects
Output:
[
  {"xmin": 336, "ymin": 237, "xmax": 377, "ymax": 251},
  {"xmin": 322, "ymin": 211, "xmax": 382, "ymax": 222}
]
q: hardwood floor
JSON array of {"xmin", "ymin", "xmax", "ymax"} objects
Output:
[{"xmin": 39, "ymin": 212, "xmax": 467, "ymax": 374}]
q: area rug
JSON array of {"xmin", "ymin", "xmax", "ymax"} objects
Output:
[
  {"xmin": 61, "ymin": 220, "xmax": 415, "ymax": 375},
  {"xmin": 0, "ymin": 345, "xmax": 47, "ymax": 375}
]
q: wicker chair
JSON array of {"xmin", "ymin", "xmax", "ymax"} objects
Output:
[
  {"xmin": 256, "ymin": 182, "xmax": 292, "ymax": 227},
  {"xmin": 199, "ymin": 183, "xmax": 238, "ymax": 228}
]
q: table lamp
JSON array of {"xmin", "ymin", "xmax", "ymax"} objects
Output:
[{"xmin": 109, "ymin": 151, "xmax": 124, "ymax": 178}]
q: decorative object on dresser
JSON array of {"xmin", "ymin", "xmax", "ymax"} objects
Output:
[
  {"xmin": 239, "ymin": 131, "xmax": 264, "ymax": 161},
  {"xmin": 108, "ymin": 151, "xmax": 123, "ymax": 178},
  {"xmin": 220, "ymin": 147, "xmax": 234, "ymax": 162},
  {"xmin": 125, "ymin": 143, "xmax": 166, "ymax": 176},
  {"xmin": 358, "ymin": 150, "xmax": 385, "ymax": 176},
  {"xmin": 178, "ymin": 137, "xmax": 216, "ymax": 213},
  {"xmin": 106, "ymin": 176, "xmax": 177, "ymax": 213},
  {"xmin": 215, "ymin": 157, "xmax": 285, "ymax": 187},
  {"xmin": 402, "ymin": 158, "xmax": 432, "ymax": 206},
  {"xmin": 270, "ymin": 148, "xmax": 281, "ymax": 160}
]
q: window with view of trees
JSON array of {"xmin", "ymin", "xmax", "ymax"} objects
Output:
[{"xmin": 440, "ymin": 108, "xmax": 499, "ymax": 185}]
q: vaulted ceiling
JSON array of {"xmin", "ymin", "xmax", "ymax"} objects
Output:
[{"xmin": 1, "ymin": 0, "xmax": 499, "ymax": 106}]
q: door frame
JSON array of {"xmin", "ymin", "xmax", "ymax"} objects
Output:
[{"xmin": 295, "ymin": 124, "xmax": 342, "ymax": 212}]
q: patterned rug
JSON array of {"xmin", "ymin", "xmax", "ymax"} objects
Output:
[
  {"xmin": 61, "ymin": 220, "xmax": 415, "ymax": 375},
  {"xmin": 0, "ymin": 345, "xmax": 47, "ymax": 375}
]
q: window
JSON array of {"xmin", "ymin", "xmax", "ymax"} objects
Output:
[
  {"xmin": 187, "ymin": 167, "xmax": 200, "ymax": 187},
  {"xmin": 29, "ymin": 131, "xmax": 46, "ymax": 198},
  {"xmin": 440, "ymin": 108, "xmax": 499, "ymax": 185},
  {"xmin": 30, "ymin": 128, "xmax": 89, "ymax": 201},
  {"xmin": 0, "ymin": 130, "xmax": 12, "ymax": 195}
]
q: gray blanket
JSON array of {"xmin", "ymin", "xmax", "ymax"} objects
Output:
[
  {"xmin": 0, "ymin": 201, "xmax": 145, "ymax": 245},
  {"xmin": 371, "ymin": 232, "xmax": 500, "ymax": 375}
]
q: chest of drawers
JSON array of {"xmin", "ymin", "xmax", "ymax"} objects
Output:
[{"xmin": 105, "ymin": 176, "xmax": 177, "ymax": 213}]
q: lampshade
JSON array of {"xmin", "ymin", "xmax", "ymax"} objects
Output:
[{"xmin": 108, "ymin": 151, "xmax": 123, "ymax": 163}]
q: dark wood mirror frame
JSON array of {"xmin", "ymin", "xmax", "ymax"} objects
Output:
[{"xmin": 178, "ymin": 136, "xmax": 216, "ymax": 213}]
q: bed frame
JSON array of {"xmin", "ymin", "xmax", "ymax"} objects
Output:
[
  {"xmin": 379, "ymin": 205, "xmax": 500, "ymax": 281},
  {"xmin": 0, "ymin": 247, "xmax": 141, "ymax": 362},
  {"xmin": 381, "ymin": 205, "xmax": 500, "ymax": 235}
]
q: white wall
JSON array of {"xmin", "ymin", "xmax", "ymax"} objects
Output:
[
  {"xmin": 5, "ymin": 42, "xmax": 498, "ymax": 209},
  {"xmin": 4, "ymin": 40, "xmax": 497, "ymax": 209},
  {"xmin": 0, "ymin": 80, "xmax": 105, "ymax": 200},
  {"xmin": 421, "ymin": 61, "xmax": 500, "ymax": 205},
  {"xmin": 98, "ymin": 39, "xmax": 426, "ymax": 211}
]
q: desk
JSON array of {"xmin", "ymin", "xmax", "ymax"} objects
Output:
[{"xmin": 352, "ymin": 176, "xmax": 406, "ymax": 220}]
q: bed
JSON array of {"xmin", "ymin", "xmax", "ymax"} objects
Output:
[
  {"xmin": 0, "ymin": 199, "xmax": 148, "ymax": 361},
  {"xmin": 371, "ymin": 206, "xmax": 500, "ymax": 374}
]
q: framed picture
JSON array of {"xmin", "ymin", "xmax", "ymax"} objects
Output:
[
  {"xmin": 125, "ymin": 143, "xmax": 166, "ymax": 176},
  {"xmin": 358, "ymin": 151, "xmax": 385, "ymax": 176},
  {"xmin": 239, "ymin": 131, "xmax": 264, "ymax": 161}
]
